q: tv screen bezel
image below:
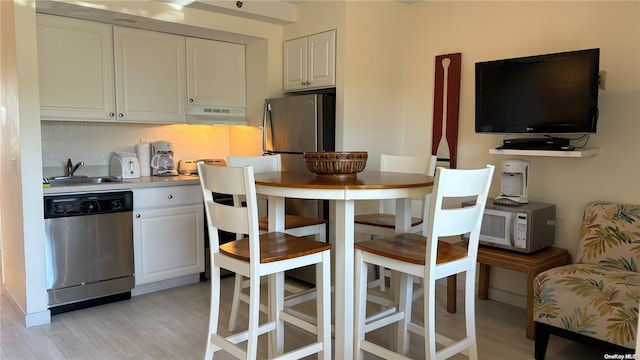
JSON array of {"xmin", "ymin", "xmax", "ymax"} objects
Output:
[{"xmin": 475, "ymin": 48, "xmax": 600, "ymax": 135}]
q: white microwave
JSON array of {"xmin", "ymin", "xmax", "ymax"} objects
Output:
[{"xmin": 463, "ymin": 201, "xmax": 556, "ymax": 253}]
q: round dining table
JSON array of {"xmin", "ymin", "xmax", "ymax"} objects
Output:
[{"xmin": 253, "ymin": 170, "xmax": 434, "ymax": 359}]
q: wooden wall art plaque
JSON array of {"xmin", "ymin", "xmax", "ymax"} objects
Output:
[{"xmin": 431, "ymin": 53, "xmax": 461, "ymax": 169}]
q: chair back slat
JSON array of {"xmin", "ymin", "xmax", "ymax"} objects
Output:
[
  {"xmin": 227, "ymin": 154, "xmax": 281, "ymax": 172},
  {"xmin": 425, "ymin": 165, "xmax": 494, "ymax": 264},
  {"xmin": 226, "ymin": 155, "xmax": 280, "ymax": 223},
  {"xmin": 209, "ymin": 201, "xmax": 251, "ymax": 235},
  {"xmin": 198, "ymin": 162, "xmax": 261, "ymax": 265},
  {"xmin": 434, "ymin": 206, "xmax": 485, "ymax": 237},
  {"xmin": 379, "ymin": 154, "xmax": 437, "ymax": 216}
]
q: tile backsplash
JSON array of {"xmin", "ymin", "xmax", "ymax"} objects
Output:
[{"xmin": 41, "ymin": 121, "xmax": 263, "ymax": 177}]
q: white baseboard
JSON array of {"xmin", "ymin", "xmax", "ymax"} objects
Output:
[
  {"xmin": 437, "ymin": 275, "xmax": 526, "ymax": 309},
  {"xmin": 2, "ymin": 284, "xmax": 51, "ymax": 327},
  {"xmin": 484, "ymin": 287, "xmax": 526, "ymax": 309}
]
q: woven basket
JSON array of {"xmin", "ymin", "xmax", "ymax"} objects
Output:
[{"xmin": 303, "ymin": 151, "xmax": 368, "ymax": 178}]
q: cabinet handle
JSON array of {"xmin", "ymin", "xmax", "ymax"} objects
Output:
[
  {"xmin": 301, "ymin": 81, "xmax": 306, "ymax": 86},
  {"xmin": 306, "ymin": 81, "xmax": 311, "ymax": 86},
  {"xmin": 189, "ymin": 98, "xmax": 194, "ymax": 103},
  {"xmin": 168, "ymin": 194, "xmax": 173, "ymax": 199},
  {"xmin": 118, "ymin": 113, "xmax": 124, "ymax": 118},
  {"xmin": 136, "ymin": 214, "xmax": 141, "ymax": 218},
  {"xmin": 109, "ymin": 112, "xmax": 115, "ymax": 117}
]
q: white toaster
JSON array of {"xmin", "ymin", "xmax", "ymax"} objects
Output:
[{"xmin": 110, "ymin": 152, "xmax": 141, "ymax": 179}]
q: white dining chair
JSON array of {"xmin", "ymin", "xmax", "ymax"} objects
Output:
[
  {"xmin": 199, "ymin": 162, "xmax": 332, "ymax": 360},
  {"xmin": 354, "ymin": 165, "xmax": 494, "ymax": 360},
  {"xmin": 354, "ymin": 154, "xmax": 437, "ymax": 291},
  {"xmin": 225, "ymin": 154, "xmax": 327, "ymax": 332}
]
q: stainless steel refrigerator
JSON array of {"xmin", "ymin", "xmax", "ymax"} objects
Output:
[{"xmin": 263, "ymin": 92, "xmax": 335, "ymax": 283}]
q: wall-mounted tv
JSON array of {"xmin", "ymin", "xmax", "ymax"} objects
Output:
[{"xmin": 475, "ymin": 48, "xmax": 600, "ymax": 135}]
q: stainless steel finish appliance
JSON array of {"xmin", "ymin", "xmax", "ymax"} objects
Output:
[
  {"xmin": 462, "ymin": 201, "xmax": 556, "ymax": 253},
  {"xmin": 44, "ymin": 191, "xmax": 134, "ymax": 313},
  {"xmin": 151, "ymin": 141, "xmax": 178, "ymax": 176},
  {"xmin": 263, "ymin": 92, "xmax": 335, "ymax": 283}
]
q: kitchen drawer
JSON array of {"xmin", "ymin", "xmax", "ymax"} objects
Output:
[{"xmin": 134, "ymin": 185, "xmax": 202, "ymax": 209}]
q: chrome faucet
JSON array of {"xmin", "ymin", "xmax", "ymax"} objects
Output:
[{"xmin": 67, "ymin": 158, "xmax": 84, "ymax": 177}]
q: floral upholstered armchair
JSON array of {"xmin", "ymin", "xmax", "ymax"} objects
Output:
[{"xmin": 533, "ymin": 201, "xmax": 640, "ymax": 359}]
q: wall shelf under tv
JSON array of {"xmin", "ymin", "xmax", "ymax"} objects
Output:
[{"xmin": 489, "ymin": 148, "xmax": 599, "ymax": 158}]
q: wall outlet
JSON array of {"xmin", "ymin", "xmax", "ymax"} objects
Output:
[{"xmin": 598, "ymin": 71, "xmax": 607, "ymax": 90}]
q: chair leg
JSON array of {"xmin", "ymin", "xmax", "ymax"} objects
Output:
[
  {"xmin": 354, "ymin": 249, "xmax": 368, "ymax": 360},
  {"xmin": 204, "ymin": 265, "xmax": 221, "ymax": 360},
  {"xmin": 317, "ymin": 251, "xmax": 332, "ymax": 360},
  {"xmin": 397, "ymin": 273, "xmax": 413, "ymax": 355},
  {"xmin": 534, "ymin": 323, "xmax": 551, "ymax": 360},
  {"xmin": 423, "ymin": 277, "xmax": 437, "ymax": 359},
  {"xmin": 315, "ymin": 225, "xmax": 326, "ymax": 243},
  {"xmin": 228, "ymin": 273, "xmax": 244, "ymax": 332},
  {"xmin": 464, "ymin": 270, "xmax": 479, "ymax": 360},
  {"xmin": 268, "ymin": 272, "xmax": 285, "ymax": 357},
  {"xmin": 246, "ymin": 274, "xmax": 261, "ymax": 360}
]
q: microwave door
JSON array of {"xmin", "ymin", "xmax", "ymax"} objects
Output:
[{"xmin": 480, "ymin": 209, "xmax": 513, "ymax": 248}]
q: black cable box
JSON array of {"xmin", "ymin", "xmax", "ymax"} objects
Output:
[{"xmin": 498, "ymin": 137, "xmax": 572, "ymax": 150}]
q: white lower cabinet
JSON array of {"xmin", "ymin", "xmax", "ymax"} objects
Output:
[{"xmin": 133, "ymin": 185, "xmax": 204, "ymax": 289}]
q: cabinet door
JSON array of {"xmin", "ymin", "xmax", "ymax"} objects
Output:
[
  {"xmin": 114, "ymin": 27, "xmax": 186, "ymax": 123},
  {"xmin": 307, "ymin": 30, "xmax": 336, "ymax": 90},
  {"xmin": 37, "ymin": 14, "xmax": 116, "ymax": 121},
  {"xmin": 283, "ymin": 30, "xmax": 336, "ymax": 92},
  {"xmin": 133, "ymin": 204, "xmax": 204, "ymax": 285},
  {"xmin": 283, "ymin": 36, "xmax": 308, "ymax": 92},
  {"xmin": 186, "ymin": 38, "xmax": 246, "ymax": 107}
]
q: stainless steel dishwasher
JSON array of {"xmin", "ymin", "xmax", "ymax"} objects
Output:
[{"xmin": 44, "ymin": 191, "xmax": 134, "ymax": 313}]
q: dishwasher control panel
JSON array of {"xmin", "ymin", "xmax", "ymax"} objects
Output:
[{"xmin": 44, "ymin": 191, "xmax": 133, "ymax": 218}]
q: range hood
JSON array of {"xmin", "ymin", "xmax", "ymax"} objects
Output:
[{"xmin": 186, "ymin": 105, "xmax": 247, "ymax": 125}]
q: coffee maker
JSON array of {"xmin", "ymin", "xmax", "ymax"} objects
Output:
[
  {"xmin": 150, "ymin": 141, "xmax": 178, "ymax": 176},
  {"xmin": 494, "ymin": 159, "xmax": 529, "ymax": 205}
]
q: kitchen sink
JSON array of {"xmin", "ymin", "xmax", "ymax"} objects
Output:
[{"xmin": 47, "ymin": 176, "xmax": 121, "ymax": 186}]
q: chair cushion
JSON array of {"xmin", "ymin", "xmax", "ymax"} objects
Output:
[
  {"xmin": 534, "ymin": 262, "xmax": 640, "ymax": 348},
  {"xmin": 575, "ymin": 202, "xmax": 640, "ymax": 267}
]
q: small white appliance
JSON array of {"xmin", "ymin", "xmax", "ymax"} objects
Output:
[
  {"xmin": 150, "ymin": 141, "xmax": 178, "ymax": 176},
  {"xmin": 494, "ymin": 159, "xmax": 529, "ymax": 205},
  {"xmin": 109, "ymin": 152, "xmax": 140, "ymax": 179},
  {"xmin": 462, "ymin": 201, "xmax": 556, "ymax": 253},
  {"xmin": 178, "ymin": 159, "xmax": 198, "ymax": 175},
  {"xmin": 178, "ymin": 158, "xmax": 227, "ymax": 175}
]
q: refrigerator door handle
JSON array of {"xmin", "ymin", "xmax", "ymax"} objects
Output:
[{"xmin": 263, "ymin": 101, "xmax": 273, "ymax": 153}]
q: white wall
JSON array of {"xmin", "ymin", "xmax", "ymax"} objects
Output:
[
  {"xmin": 291, "ymin": 1, "xmax": 640, "ymax": 306},
  {"xmin": 402, "ymin": 1, "xmax": 640, "ymax": 302},
  {"xmin": 1, "ymin": 0, "xmax": 50, "ymax": 326}
]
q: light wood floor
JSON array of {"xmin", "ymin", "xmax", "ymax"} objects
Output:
[{"xmin": 1, "ymin": 275, "xmax": 613, "ymax": 359}]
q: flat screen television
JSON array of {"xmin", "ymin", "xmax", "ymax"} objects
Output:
[{"xmin": 475, "ymin": 48, "xmax": 600, "ymax": 135}]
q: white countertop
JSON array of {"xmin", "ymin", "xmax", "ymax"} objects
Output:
[{"xmin": 43, "ymin": 175, "xmax": 200, "ymax": 195}]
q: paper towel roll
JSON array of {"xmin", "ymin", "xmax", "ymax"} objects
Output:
[{"xmin": 136, "ymin": 143, "xmax": 151, "ymax": 176}]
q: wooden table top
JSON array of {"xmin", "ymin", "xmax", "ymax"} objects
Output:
[{"xmin": 253, "ymin": 171, "xmax": 434, "ymax": 190}]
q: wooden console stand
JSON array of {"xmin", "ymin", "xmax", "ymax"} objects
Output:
[{"xmin": 447, "ymin": 244, "xmax": 571, "ymax": 340}]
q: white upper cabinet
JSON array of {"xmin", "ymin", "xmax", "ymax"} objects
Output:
[
  {"xmin": 284, "ymin": 29, "xmax": 336, "ymax": 92},
  {"xmin": 186, "ymin": 38, "xmax": 246, "ymax": 108},
  {"xmin": 37, "ymin": 15, "xmax": 187, "ymax": 124},
  {"xmin": 114, "ymin": 27, "xmax": 186, "ymax": 123},
  {"xmin": 37, "ymin": 14, "xmax": 116, "ymax": 121}
]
